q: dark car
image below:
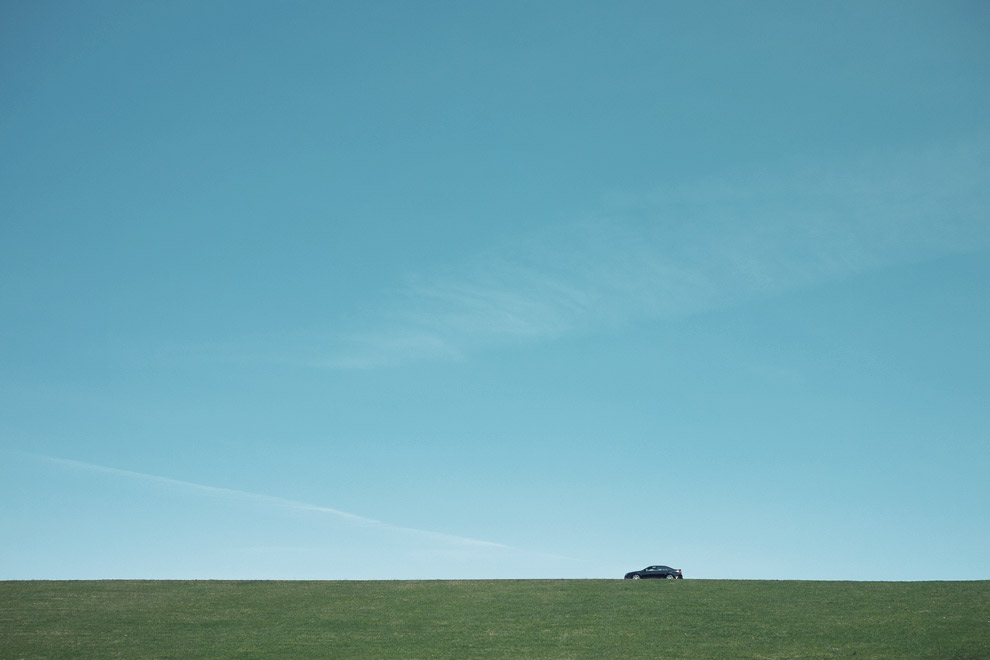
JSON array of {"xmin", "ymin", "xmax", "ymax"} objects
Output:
[{"xmin": 624, "ymin": 565, "xmax": 683, "ymax": 579}]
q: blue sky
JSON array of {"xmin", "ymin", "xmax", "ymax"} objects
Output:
[{"xmin": 2, "ymin": 0, "xmax": 988, "ymax": 580}]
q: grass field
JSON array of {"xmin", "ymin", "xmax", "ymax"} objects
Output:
[{"xmin": 1, "ymin": 579, "xmax": 988, "ymax": 659}]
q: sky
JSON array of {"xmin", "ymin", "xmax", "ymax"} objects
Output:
[{"xmin": 1, "ymin": 0, "xmax": 988, "ymax": 581}]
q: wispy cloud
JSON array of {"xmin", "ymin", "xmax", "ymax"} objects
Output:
[
  {"xmin": 178, "ymin": 136, "xmax": 984, "ymax": 371},
  {"xmin": 320, "ymin": 136, "xmax": 989, "ymax": 369},
  {"xmin": 36, "ymin": 454, "xmax": 510, "ymax": 549}
]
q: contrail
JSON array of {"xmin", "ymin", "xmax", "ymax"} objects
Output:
[{"xmin": 35, "ymin": 454, "xmax": 511, "ymax": 549}]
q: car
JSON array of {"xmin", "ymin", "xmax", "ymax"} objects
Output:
[{"xmin": 624, "ymin": 565, "xmax": 683, "ymax": 579}]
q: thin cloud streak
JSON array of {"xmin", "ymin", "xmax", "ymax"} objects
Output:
[
  {"xmin": 37, "ymin": 454, "xmax": 510, "ymax": 549},
  {"xmin": 323, "ymin": 136, "xmax": 990, "ymax": 369}
]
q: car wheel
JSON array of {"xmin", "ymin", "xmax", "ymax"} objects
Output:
[
  {"xmin": 666, "ymin": 574, "xmax": 675, "ymax": 579},
  {"xmin": 631, "ymin": 574, "xmax": 641, "ymax": 579}
]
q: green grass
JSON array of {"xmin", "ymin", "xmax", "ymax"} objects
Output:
[{"xmin": 1, "ymin": 580, "xmax": 988, "ymax": 659}]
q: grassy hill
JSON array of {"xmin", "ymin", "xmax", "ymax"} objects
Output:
[{"xmin": 2, "ymin": 579, "xmax": 987, "ymax": 659}]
